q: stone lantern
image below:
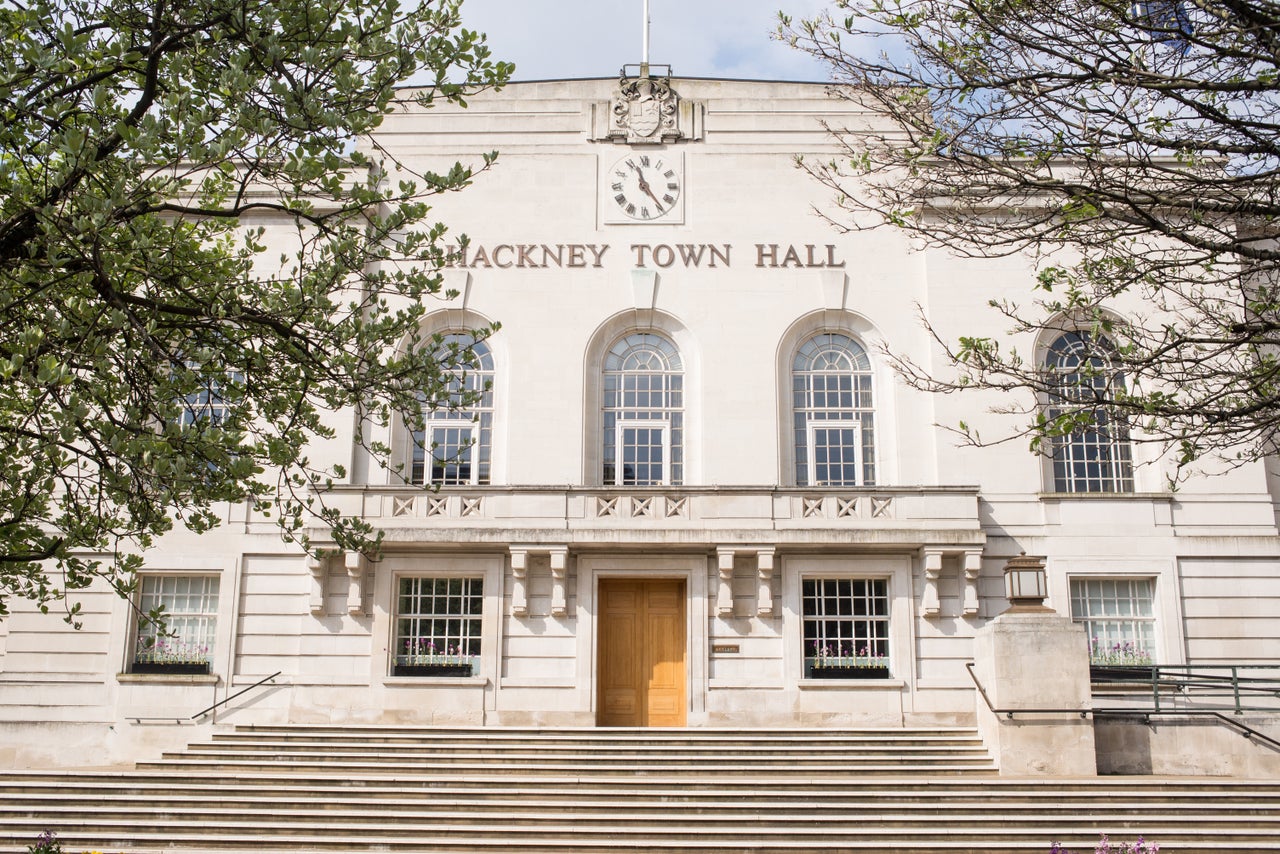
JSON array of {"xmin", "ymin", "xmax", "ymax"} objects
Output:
[{"xmin": 1002, "ymin": 552, "xmax": 1051, "ymax": 612}]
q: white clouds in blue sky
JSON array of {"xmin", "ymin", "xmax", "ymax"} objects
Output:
[{"xmin": 458, "ymin": 0, "xmax": 834, "ymax": 82}]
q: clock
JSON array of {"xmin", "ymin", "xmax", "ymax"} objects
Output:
[{"xmin": 605, "ymin": 152, "xmax": 682, "ymax": 223}]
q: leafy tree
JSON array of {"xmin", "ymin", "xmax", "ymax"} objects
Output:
[
  {"xmin": 780, "ymin": 1, "xmax": 1280, "ymax": 477},
  {"xmin": 0, "ymin": 0, "xmax": 511, "ymax": 619}
]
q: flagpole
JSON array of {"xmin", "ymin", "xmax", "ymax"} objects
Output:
[{"xmin": 642, "ymin": 0, "xmax": 650, "ymax": 73}]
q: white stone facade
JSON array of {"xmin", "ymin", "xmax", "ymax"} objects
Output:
[{"xmin": 2, "ymin": 77, "xmax": 1278, "ymax": 769}]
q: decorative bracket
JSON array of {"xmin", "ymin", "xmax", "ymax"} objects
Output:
[
  {"xmin": 756, "ymin": 549, "xmax": 776, "ymax": 617},
  {"xmin": 509, "ymin": 547, "xmax": 529, "ymax": 617},
  {"xmin": 549, "ymin": 547, "xmax": 569, "ymax": 618},
  {"xmin": 716, "ymin": 547, "xmax": 736, "ymax": 617},
  {"xmin": 962, "ymin": 550, "xmax": 983, "ymax": 617},
  {"xmin": 306, "ymin": 554, "xmax": 327, "ymax": 616},
  {"xmin": 345, "ymin": 552, "xmax": 368, "ymax": 616},
  {"xmin": 921, "ymin": 549, "xmax": 944, "ymax": 618},
  {"xmin": 509, "ymin": 544, "xmax": 572, "ymax": 619}
]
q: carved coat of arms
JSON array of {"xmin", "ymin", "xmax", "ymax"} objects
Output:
[{"xmin": 609, "ymin": 69, "xmax": 680, "ymax": 144}]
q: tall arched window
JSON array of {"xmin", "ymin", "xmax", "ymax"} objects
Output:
[
  {"xmin": 602, "ymin": 333, "xmax": 683, "ymax": 486},
  {"xmin": 1045, "ymin": 331, "xmax": 1133, "ymax": 493},
  {"xmin": 792, "ymin": 333, "xmax": 875, "ymax": 487},
  {"xmin": 410, "ymin": 333, "xmax": 494, "ymax": 486}
]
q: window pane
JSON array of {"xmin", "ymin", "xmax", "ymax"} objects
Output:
[
  {"xmin": 1046, "ymin": 332, "xmax": 1133, "ymax": 493},
  {"xmin": 394, "ymin": 577, "xmax": 484, "ymax": 676},
  {"xmin": 603, "ymin": 333, "xmax": 683, "ymax": 485},
  {"xmin": 135, "ymin": 575, "xmax": 220, "ymax": 669},
  {"xmin": 793, "ymin": 334, "xmax": 875, "ymax": 486},
  {"xmin": 409, "ymin": 334, "xmax": 494, "ymax": 485},
  {"xmin": 802, "ymin": 578, "xmax": 890, "ymax": 678},
  {"xmin": 1069, "ymin": 577, "xmax": 1156, "ymax": 663}
]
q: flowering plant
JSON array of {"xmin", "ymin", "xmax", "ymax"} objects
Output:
[
  {"xmin": 1089, "ymin": 639, "xmax": 1153, "ymax": 666},
  {"xmin": 397, "ymin": 637, "xmax": 475, "ymax": 667},
  {"xmin": 28, "ymin": 829, "xmax": 126, "ymax": 854},
  {"xmin": 134, "ymin": 635, "xmax": 210, "ymax": 665},
  {"xmin": 28, "ymin": 830, "xmax": 61, "ymax": 854},
  {"xmin": 1052, "ymin": 834, "xmax": 1159, "ymax": 853},
  {"xmin": 810, "ymin": 642, "xmax": 889, "ymax": 669}
]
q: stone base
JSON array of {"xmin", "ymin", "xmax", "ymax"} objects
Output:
[{"xmin": 973, "ymin": 609, "xmax": 1096, "ymax": 776}]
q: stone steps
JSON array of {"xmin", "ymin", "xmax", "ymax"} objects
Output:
[
  {"xmin": 136, "ymin": 757, "xmax": 998, "ymax": 775},
  {"xmin": 197, "ymin": 742, "xmax": 988, "ymax": 752},
  {"xmin": 219, "ymin": 725, "xmax": 985, "ymax": 743},
  {"xmin": 1, "ymin": 824, "xmax": 1278, "ymax": 853},
  {"xmin": 5, "ymin": 802, "xmax": 1280, "ymax": 824},
  {"xmin": 141, "ymin": 724, "xmax": 998, "ymax": 776},
  {"xmin": 1, "ymin": 724, "xmax": 1278, "ymax": 853},
  {"xmin": 3, "ymin": 772, "xmax": 1279, "ymax": 799}
]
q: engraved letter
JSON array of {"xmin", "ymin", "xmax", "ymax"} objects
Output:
[
  {"xmin": 677, "ymin": 244, "xmax": 706, "ymax": 267},
  {"xmin": 755, "ymin": 244, "xmax": 779, "ymax": 268}
]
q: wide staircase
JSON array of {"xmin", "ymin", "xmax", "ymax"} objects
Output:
[{"xmin": 1, "ymin": 725, "xmax": 1278, "ymax": 853}]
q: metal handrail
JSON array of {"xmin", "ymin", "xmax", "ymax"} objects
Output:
[
  {"xmin": 1203, "ymin": 711, "xmax": 1280, "ymax": 752},
  {"xmin": 965, "ymin": 662, "xmax": 1280, "ymax": 752},
  {"xmin": 1090, "ymin": 663, "xmax": 1280, "ymax": 712},
  {"xmin": 965, "ymin": 662, "xmax": 1092, "ymax": 718},
  {"xmin": 191, "ymin": 671, "xmax": 282, "ymax": 721}
]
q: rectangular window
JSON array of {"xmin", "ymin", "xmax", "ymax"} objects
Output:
[
  {"xmin": 394, "ymin": 577, "xmax": 482, "ymax": 676},
  {"xmin": 613, "ymin": 420, "xmax": 671, "ymax": 486},
  {"xmin": 181, "ymin": 369, "xmax": 242, "ymax": 429},
  {"xmin": 807, "ymin": 422, "xmax": 864, "ymax": 486},
  {"xmin": 412, "ymin": 423, "xmax": 477, "ymax": 485},
  {"xmin": 1051, "ymin": 414, "xmax": 1135, "ymax": 494},
  {"xmin": 1070, "ymin": 577, "xmax": 1156, "ymax": 663},
  {"xmin": 134, "ymin": 575, "xmax": 220, "ymax": 673},
  {"xmin": 802, "ymin": 578, "xmax": 890, "ymax": 678}
]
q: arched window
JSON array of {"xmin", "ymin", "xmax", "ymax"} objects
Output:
[
  {"xmin": 792, "ymin": 333, "xmax": 875, "ymax": 487},
  {"xmin": 410, "ymin": 333, "xmax": 494, "ymax": 486},
  {"xmin": 1045, "ymin": 331, "xmax": 1133, "ymax": 493},
  {"xmin": 602, "ymin": 333, "xmax": 683, "ymax": 486}
]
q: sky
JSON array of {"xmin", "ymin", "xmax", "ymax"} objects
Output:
[{"xmin": 458, "ymin": 0, "xmax": 835, "ymax": 83}]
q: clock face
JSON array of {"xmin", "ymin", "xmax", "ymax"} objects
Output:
[{"xmin": 608, "ymin": 153, "xmax": 682, "ymax": 221}]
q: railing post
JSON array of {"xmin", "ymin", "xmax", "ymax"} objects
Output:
[
  {"xmin": 1152, "ymin": 665, "xmax": 1160, "ymax": 713},
  {"xmin": 1232, "ymin": 666, "xmax": 1242, "ymax": 714}
]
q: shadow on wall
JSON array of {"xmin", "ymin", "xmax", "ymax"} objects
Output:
[{"xmin": 1094, "ymin": 715, "xmax": 1280, "ymax": 776}]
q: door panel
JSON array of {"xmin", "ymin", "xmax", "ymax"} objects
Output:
[{"xmin": 597, "ymin": 579, "xmax": 686, "ymax": 727}]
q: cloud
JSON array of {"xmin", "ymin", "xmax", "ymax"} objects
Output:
[{"xmin": 460, "ymin": 0, "xmax": 834, "ymax": 82}]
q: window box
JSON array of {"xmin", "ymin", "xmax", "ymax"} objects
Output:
[
  {"xmin": 131, "ymin": 661, "xmax": 211, "ymax": 675},
  {"xmin": 393, "ymin": 663, "xmax": 474, "ymax": 678},
  {"xmin": 1090, "ymin": 664, "xmax": 1156, "ymax": 684},
  {"xmin": 807, "ymin": 663, "xmax": 890, "ymax": 680}
]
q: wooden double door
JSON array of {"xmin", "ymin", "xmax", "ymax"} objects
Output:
[{"xmin": 596, "ymin": 579, "xmax": 687, "ymax": 727}]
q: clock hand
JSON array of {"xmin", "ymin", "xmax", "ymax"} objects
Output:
[{"xmin": 635, "ymin": 169, "xmax": 664, "ymax": 209}]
